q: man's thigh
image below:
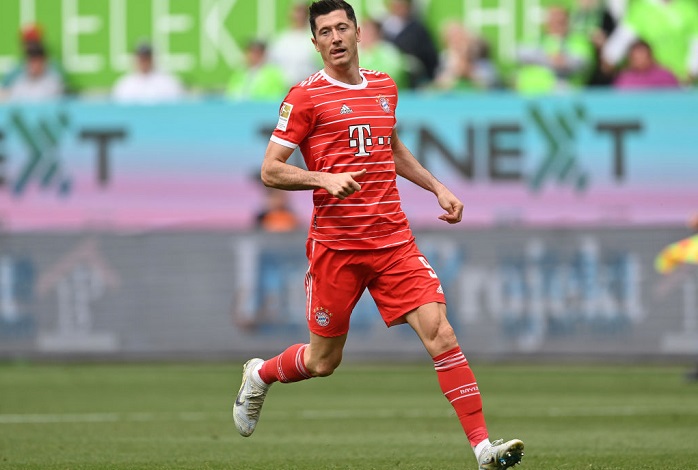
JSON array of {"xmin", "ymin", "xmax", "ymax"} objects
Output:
[
  {"xmin": 368, "ymin": 241, "xmax": 446, "ymax": 327},
  {"xmin": 305, "ymin": 241, "xmax": 368, "ymax": 337}
]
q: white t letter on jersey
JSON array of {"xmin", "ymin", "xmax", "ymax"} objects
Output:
[{"xmin": 348, "ymin": 124, "xmax": 372, "ymax": 157}]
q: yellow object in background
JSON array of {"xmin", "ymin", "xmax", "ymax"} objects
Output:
[{"xmin": 655, "ymin": 234, "xmax": 698, "ymax": 274}]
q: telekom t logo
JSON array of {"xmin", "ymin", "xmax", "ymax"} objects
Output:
[
  {"xmin": 348, "ymin": 124, "xmax": 392, "ymax": 157},
  {"xmin": 348, "ymin": 124, "xmax": 372, "ymax": 156}
]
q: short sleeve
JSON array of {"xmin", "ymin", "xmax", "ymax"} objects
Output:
[{"xmin": 270, "ymin": 86, "xmax": 315, "ymax": 149}]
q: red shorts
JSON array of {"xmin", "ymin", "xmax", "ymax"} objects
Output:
[{"xmin": 304, "ymin": 239, "xmax": 446, "ymax": 337}]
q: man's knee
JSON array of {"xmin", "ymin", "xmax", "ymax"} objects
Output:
[
  {"xmin": 412, "ymin": 307, "xmax": 459, "ymax": 355},
  {"xmin": 419, "ymin": 310, "xmax": 456, "ymax": 342},
  {"xmin": 431, "ymin": 322, "xmax": 458, "ymax": 351},
  {"xmin": 307, "ymin": 358, "xmax": 341, "ymax": 377},
  {"xmin": 306, "ymin": 332, "xmax": 347, "ymax": 377}
]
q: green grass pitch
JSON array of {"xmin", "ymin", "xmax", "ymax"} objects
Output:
[{"xmin": 1, "ymin": 361, "xmax": 697, "ymax": 469}]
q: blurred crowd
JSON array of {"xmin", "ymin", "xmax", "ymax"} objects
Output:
[{"xmin": 1, "ymin": 0, "xmax": 697, "ymax": 104}]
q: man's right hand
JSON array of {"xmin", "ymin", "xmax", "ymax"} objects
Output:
[{"xmin": 322, "ymin": 169, "xmax": 367, "ymax": 200}]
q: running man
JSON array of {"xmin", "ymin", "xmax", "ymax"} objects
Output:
[{"xmin": 233, "ymin": 1, "xmax": 524, "ymax": 468}]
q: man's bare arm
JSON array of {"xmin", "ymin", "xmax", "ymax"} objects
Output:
[
  {"xmin": 261, "ymin": 140, "xmax": 366, "ymax": 200},
  {"xmin": 390, "ymin": 129, "xmax": 464, "ymax": 224}
]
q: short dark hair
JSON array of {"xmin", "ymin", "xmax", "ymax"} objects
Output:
[
  {"xmin": 308, "ymin": 0, "xmax": 357, "ymax": 37},
  {"xmin": 630, "ymin": 39, "xmax": 652, "ymax": 53},
  {"xmin": 24, "ymin": 41, "xmax": 46, "ymax": 58},
  {"xmin": 135, "ymin": 41, "xmax": 153, "ymax": 56},
  {"xmin": 247, "ymin": 39, "xmax": 267, "ymax": 53}
]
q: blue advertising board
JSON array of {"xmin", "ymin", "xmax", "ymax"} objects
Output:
[{"xmin": 0, "ymin": 90, "xmax": 696, "ymax": 231}]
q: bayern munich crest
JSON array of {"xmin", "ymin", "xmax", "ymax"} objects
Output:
[
  {"xmin": 377, "ymin": 95, "xmax": 391, "ymax": 113},
  {"xmin": 314, "ymin": 307, "xmax": 332, "ymax": 327}
]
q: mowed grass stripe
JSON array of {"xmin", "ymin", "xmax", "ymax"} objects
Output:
[{"xmin": 2, "ymin": 403, "xmax": 698, "ymax": 425}]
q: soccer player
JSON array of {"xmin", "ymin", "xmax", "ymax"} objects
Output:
[{"xmin": 233, "ymin": 1, "xmax": 524, "ymax": 469}]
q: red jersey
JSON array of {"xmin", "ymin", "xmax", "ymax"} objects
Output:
[{"xmin": 270, "ymin": 68, "xmax": 413, "ymax": 251}]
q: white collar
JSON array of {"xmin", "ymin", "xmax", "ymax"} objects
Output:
[{"xmin": 320, "ymin": 69, "xmax": 367, "ymax": 89}]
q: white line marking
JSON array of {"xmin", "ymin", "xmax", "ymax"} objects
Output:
[{"xmin": 1, "ymin": 405, "xmax": 695, "ymax": 425}]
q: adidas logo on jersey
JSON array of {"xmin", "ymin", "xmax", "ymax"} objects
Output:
[{"xmin": 340, "ymin": 104, "xmax": 353, "ymax": 114}]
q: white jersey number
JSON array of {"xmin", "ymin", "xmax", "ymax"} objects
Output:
[{"xmin": 418, "ymin": 256, "xmax": 439, "ymax": 279}]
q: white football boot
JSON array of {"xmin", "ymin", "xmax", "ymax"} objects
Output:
[
  {"xmin": 233, "ymin": 358, "xmax": 270, "ymax": 437},
  {"xmin": 478, "ymin": 439, "xmax": 525, "ymax": 470}
]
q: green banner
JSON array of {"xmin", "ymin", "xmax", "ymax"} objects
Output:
[{"xmin": 0, "ymin": 0, "xmax": 575, "ymax": 92}]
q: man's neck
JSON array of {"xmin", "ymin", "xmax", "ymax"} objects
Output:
[{"xmin": 323, "ymin": 64, "xmax": 362, "ymax": 85}]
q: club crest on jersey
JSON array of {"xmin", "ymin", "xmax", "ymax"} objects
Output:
[
  {"xmin": 376, "ymin": 95, "xmax": 391, "ymax": 113},
  {"xmin": 276, "ymin": 102, "xmax": 293, "ymax": 131},
  {"xmin": 313, "ymin": 307, "xmax": 332, "ymax": 327}
]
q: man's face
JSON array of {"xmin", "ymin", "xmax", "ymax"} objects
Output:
[
  {"xmin": 546, "ymin": 7, "xmax": 569, "ymax": 36},
  {"xmin": 629, "ymin": 45, "xmax": 652, "ymax": 71},
  {"xmin": 389, "ymin": 0, "xmax": 411, "ymax": 18},
  {"xmin": 26, "ymin": 55, "xmax": 46, "ymax": 78},
  {"xmin": 246, "ymin": 45, "xmax": 265, "ymax": 67},
  {"xmin": 291, "ymin": 4, "xmax": 307, "ymax": 28},
  {"xmin": 136, "ymin": 54, "xmax": 153, "ymax": 74},
  {"xmin": 311, "ymin": 9, "xmax": 360, "ymax": 69}
]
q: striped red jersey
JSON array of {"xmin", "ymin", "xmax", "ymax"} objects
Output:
[{"xmin": 270, "ymin": 68, "xmax": 413, "ymax": 250}]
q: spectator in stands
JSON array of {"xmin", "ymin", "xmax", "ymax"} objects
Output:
[
  {"xmin": 255, "ymin": 187, "xmax": 300, "ymax": 232},
  {"xmin": 1, "ymin": 24, "xmax": 65, "ymax": 102},
  {"xmin": 603, "ymin": 0, "xmax": 698, "ymax": 84},
  {"xmin": 112, "ymin": 42, "xmax": 185, "ymax": 104},
  {"xmin": 434, "ymin": 21, "xmax": 499, "ymax": 91},
  {"xmin": 614, "ymin": 40, "xmax": 680, "ymax": 90},
  {"xmin": 358, "ymin": 18, "xmax": 408, "ymax": 89},
  {"xmin": 227, "ymin": 40, "xmax": 287, "ymax": 101},
  {"xmin": 515, "ymin": 6, "xmax": 594, "ymax": 94},
  {"xmin": 268, "ymin": 2, "xmax": 320, "ymax": 86},
  {"xmin": 570, "ymin": 0, "xmax": 619, "ymax": 86},
  {"xmin": 473, "ymin": 40, "xmax": 501, "ymax": 90},
  {"xmin": 381, "ymin": 0, "xmax": 439, "ymax": 88}
]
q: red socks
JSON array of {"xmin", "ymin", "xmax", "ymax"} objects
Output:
[
  {"xmin": 258, "ymin": 343, "xmax": 311, "ymax": 384},
  {"xmin": 433, "ymin": 346, "xmax": 488, "ymax": 446},
  {"xmin": 257, "ymin": 343, "xmax": 487, "ymax": 447}
]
